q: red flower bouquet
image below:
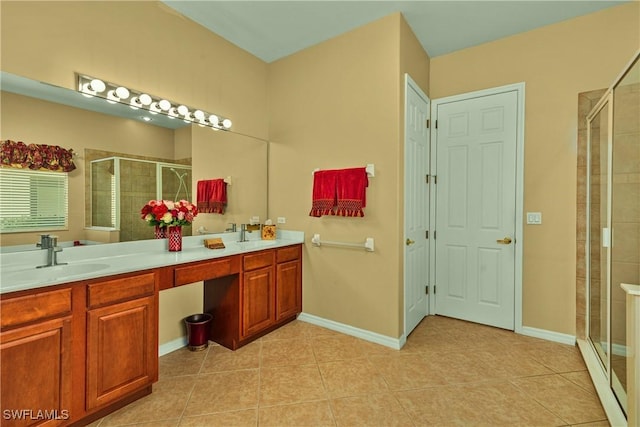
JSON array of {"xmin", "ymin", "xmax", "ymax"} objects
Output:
[{"xmin": 141, "ymin": 199, "xmax": 198, "ymax": 227}]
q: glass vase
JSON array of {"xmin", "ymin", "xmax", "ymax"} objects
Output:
[
  {"xmin": 154, "ymin": 225, "xmax": 167, "ymax": 239},
  {"xmin": 168, "ymin": 226, "xmax": 182, "ymax": 252}
]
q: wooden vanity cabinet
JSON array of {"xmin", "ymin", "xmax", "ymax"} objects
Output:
[
  {"xmin": 0, "ymin": 288, "xmax": 73, "ymax": 426},
  {"xmin": 275, "ymin": 245, "xmax": 302, "ymax": 321},
  {"xmin": 85, "ymin": 273, "xmax": 157, "ymax": 411},
  {"xmin": 206, "ymin": 244, "xmax": 303, "ymax": 350},
  {"xmin": 0, "ymin": 242, "xmax": 301, "ymax": 424},
  {"xmin": 241, "ymin": 251, "xmax": 276, "ymax": 338}
]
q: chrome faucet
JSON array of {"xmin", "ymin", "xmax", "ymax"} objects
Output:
[
  {"xmin": 239, "ymin": 224, "xmax": 247, "ymax": 242},
  {"xmin": 36, "ymin": 234, "xmax": 67, "ymax": 268},
  {"xmin": 226, "ymin": 223, "xmax": 237, "ymax": 233}
]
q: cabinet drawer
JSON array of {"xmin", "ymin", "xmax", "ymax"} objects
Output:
[
  {"xmin": 88, "ymin": 273, "xmax": 155, "ymax": 308},
  {"xmin": 277, "ymin": 245, "xmax": 301, "ymax": 263},
  {"xmin": 1, "ymin": 288, "xmax": 72, "ymax": 328},
  {"xmin": 175, "ymin": 257, "xmax": 237, "ymax": 286},
  {"xmin": 243, "ymin": 251, "xmax": 274, "ymax": 271}
]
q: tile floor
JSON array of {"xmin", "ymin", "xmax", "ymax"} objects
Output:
[{"xmin": 89, "ymin": 315, "xmax": 609, "ymax": 426}]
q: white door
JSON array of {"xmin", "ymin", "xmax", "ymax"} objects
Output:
[
  {"xmin": 404, "ymin": 75, "xmax": 430, "ymax": 336},
  {"xmin": 434, "ymin": 90, "xmax": 518, "ymax": 330}
]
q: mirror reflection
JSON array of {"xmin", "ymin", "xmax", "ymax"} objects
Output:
[{"xmin": 0, "ymin": 72, "xmax": 268, "ymax": 250}]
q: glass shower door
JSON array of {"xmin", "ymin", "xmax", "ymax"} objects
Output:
[
  {"xmin": 587, "ymin": 98, "xmax": 611, "ymax": 371},
  {"xmin": 609, "ymin": 55, "xmax": 639, "ymax": 413},
  {"xmin": 586, "ymin": 54, "xmax": 639, "ymax": 417}
]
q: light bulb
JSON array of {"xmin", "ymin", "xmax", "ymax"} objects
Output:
[
  {"xmin": 208, "ymin": 115, "xmax": 219, "ymax": 126},
  {"xmin": 81, "ymin": 83, "xmax": 95, "ymax": 97},
  {"xmin": 89, "ymin": 79, "xmax": 106, "ymax": 93},
  {"xmin": 193, "ymin": 110, "xmax": 205, "ymax": 121},
  {"xmin": 158, "ymin": 99, "xmax": 171, "ymax": 111},
  {"xmin": 168, "ymin": 107, "xmax": 178, "ymax": 119},
  {"xmin": 130, "ymin": 97, "xmax": 142, "ymax": 109},
  {"xmin": 149, "ymin": 102, "xmax": 162, "ymax": 114},
  {"xmin": 106, "ymin": 90, "xmax": 118, "ymax": 104},
  {"xmin": 177, "ymin": 105, "xmax": 189, "ymax": 116},
  {"xmin": 138, "ymin": 93, "xmax": 152, "ymax": 106},
  {"xmin": 222, "ymin": 118, "xmax": 232, "ymax": 129},
  {"xmin": 115, "ymin": 86, "xmax": 130, "ymax": 99}
]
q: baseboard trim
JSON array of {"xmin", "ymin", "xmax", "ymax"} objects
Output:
[
  {"xmin": 159, "ymin": 336, "xmax": 188, "ymax": 356},
  {"xmin": 297, "ymin": 312, "xmax": 402, "ymax": 350},
  {"xmin": 517, "ymin": 325, "xmax": 576, "ymax": 346}
]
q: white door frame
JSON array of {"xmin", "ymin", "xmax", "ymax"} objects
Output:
[
  {"xmin": 403, "ymin": 73, "xmax": 430, "ymax": 343},
  {"xmin": 429, "ymin": 82, "xmax": 525, "ymax": 333}
]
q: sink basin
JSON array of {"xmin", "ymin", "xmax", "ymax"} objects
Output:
[{"xmin": 1, "ymin": 263, "xmax": 110, "ymax": 286}]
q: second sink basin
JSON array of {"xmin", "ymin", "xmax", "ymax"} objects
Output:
[
  {"xmin": 232, "ymin": 240, "xmax": 278, "ymax": 250},
  {"xmin": 2, "ymin": 262, "xmax": 111, "ymax": 287}
]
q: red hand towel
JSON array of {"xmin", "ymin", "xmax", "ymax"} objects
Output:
[
  {"xmin": 335, "ymin": 167, "xmax": 368, "ymax": 217},
  {"xmin": 197, "ymin": 179, "xmax": 227, "ymax": 214},
  {"xmin": 309, "ymin": 170, "xmax": 338, "ymax": 217}
]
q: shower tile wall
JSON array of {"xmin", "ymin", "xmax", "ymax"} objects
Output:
[{"xmin": 120, "ymin": 160, "xmax": 157, "ymax": 242}]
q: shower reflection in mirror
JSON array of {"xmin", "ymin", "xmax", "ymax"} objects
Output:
[{"xmin": 90, "ymin": 156, "xmax": 192, "ymax": 242}]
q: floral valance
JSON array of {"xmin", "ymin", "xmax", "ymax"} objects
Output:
[{"xmin": 1, "ymin": 140, "xmax": 76, "ymax": 172}]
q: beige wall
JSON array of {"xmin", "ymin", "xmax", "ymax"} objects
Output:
[
  {"xmin": 269, "ymin": 13, "xmax": 429, "ymax": 338},
  {"xmin": 430, "ymin": 2, "xmax": 639, "ymax": 335}
]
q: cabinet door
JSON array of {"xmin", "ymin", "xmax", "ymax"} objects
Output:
[
  {"xmin": 276, "ymin": 260, "xmax": 302, "ymax": 321},
  {"xmin": 242, "ymin": 266, "xmax": 275, "ymax": 338},
  {"xmin": 1, "ymin": 317, "xmax": 72, "ymax": 426},
  {"xmin": 86, "ymin": 296, "xmax": 156, "ymax": 410}
]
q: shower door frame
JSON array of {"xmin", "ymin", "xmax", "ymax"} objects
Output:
[
  {"xmin": 586, "ymin": 90, "xmax": 617, "ymax": 405},
  {"xmin": 583, "ymin": 50, "xmax": 640, "ymax": 423}
]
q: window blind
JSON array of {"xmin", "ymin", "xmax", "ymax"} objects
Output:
[{"xmin": 0, "ymin": 168, "xmax": 69, "ymax": 232}]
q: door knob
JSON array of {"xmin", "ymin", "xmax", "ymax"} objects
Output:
[
  {"xmin": 406, "ymin": 238, "xmax": 415, "ymax": 246},
  {"xmin": 496, "ymin": 237, "xmax": 512, "ymax": 245}
]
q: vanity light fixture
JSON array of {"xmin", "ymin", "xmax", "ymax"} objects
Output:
[{"xmin": 76, "ymin": 73, "xmax": 233, "ymax": 130}]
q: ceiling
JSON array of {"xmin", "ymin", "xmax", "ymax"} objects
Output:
[{"xmin": 162, "ymin": 0, "xmax": 627, "ymax": 63}]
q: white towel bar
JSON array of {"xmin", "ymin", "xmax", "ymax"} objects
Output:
[{"xmin": 311, "ymin": 234, "xmax": 374, "ymax": 252}]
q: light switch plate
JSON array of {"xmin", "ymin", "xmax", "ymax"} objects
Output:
[
  {"xmin": 526, "ymin": 212, "xmax": 542, "ymax": 225},
  {"xmin": 277, "ymin": 217, "xmax": 286, "ymax": 224}
]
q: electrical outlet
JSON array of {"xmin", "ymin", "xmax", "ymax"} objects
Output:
[{"xmin": 277, "ymin": 217, "xmax": 286, "ymax": 224}]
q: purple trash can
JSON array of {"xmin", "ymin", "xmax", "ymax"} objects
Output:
[{"xmin": 184, "ymin": 313, "xmax": 212, "ymax": 351}]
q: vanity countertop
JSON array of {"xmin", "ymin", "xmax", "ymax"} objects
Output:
[{"xmin": 0, "ymin": 230, "xmax": 304, "ymax": 294}]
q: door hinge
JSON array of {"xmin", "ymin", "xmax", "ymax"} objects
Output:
[
  {"xmin": 433, "ymin": 175, "xmax": 437, "ymax": 184},
  {"xmin": 425, "ymin": 285, "xmax": 429, "ymax": 295},
  {"xmin": 426, "ymin": 119, "xmax": 430, "ymax": 129},
  {"xmin": 433, "ymin": 230, "xmax": 436, "ymax": 239},
  {"xmin": 425, "ymin": 230, "xmax": 429, "ymax": 239},
  {"xmin": 434, "ymin": 285, "xmax": 436, "ymax": 294},
  {"xmin": 435, "ymin": 120, "xmax": 438, "ymax": 129},
  {"xmin": 425, "ymin": 174, "xmax": 429, "ymax": 184}
]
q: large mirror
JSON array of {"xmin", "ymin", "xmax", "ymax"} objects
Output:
[{"xmin": 0, "ymin": 71, "xmax": 268, "ymax": 250}]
